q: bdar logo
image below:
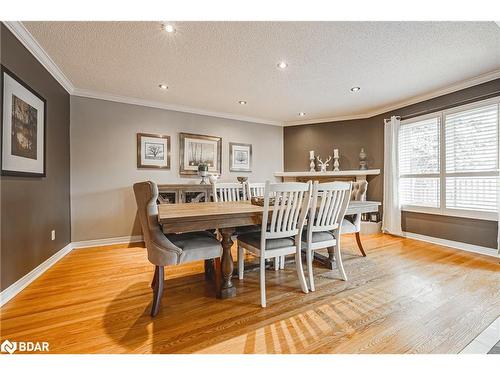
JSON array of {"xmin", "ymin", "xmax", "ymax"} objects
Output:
[{"xmin": 1, "ymin": 339, "xmax": 17, "ymax": 354}]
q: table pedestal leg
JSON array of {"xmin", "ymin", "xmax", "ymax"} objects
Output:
[{"xmin": 218, "ymin": 227, "xmax": 236, "ymax": 299}]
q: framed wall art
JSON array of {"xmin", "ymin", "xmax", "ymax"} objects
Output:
[
  {"xmin": 137, "ymin": 133, "xmax": 171, "ymax": 169},
  {"xmin": 1, "ymin": 65, "xmax": 46, "ymax": 177},
  {"xmin": 179, "ymin": 132, "xmax": 222, "ymax": 175},
  {"xmin": 229, "ymin": 142, "xmax": 252, "ymax": 172}
]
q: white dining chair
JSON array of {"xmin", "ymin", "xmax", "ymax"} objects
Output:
[
  {"xmin": 237, "ymin": 181, "xmax": 312, "ymax": 307},
  {"xmin": 212, "ymin": 181, "xmax": 260, "ymax": 240},
  {"xmin": 341, "ymin": 180, "xmax": 368, "ymax": 256},
  {"xmin": 303, "ymin": 181, "xmax": 352, "ymax": 291},
  {"xmin": 246, "ymin": 182, "xmax": 266, "ymax": 199},
  {"xmin": 212, "ymin": 182, "xmax": 247, "ymax": 202}
]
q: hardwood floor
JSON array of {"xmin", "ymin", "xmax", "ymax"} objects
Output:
[{"xmin": 1, "ymin": 234, "xmax": 498, "ymax": 354}]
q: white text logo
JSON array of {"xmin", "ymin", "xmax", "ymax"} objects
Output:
[{"xmin": 1, "ymin": 339, "xmax": 49, "ymax": 354}]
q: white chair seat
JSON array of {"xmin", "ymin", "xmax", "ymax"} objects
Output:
[
  {"xmin": 238, "ymin": 231, "xmax": 295, "ymax": 250},
  {"xmin": 301, "ymin": 230, "xmax": 335, "ymax": 243},
  {"xmin": 341, "ymin": 218, "xmax": 357, "ymax": 234}
]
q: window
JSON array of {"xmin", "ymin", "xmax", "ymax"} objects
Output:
[{"xmin": 399, "ymin": 98, "xmax": 499, "ymax": 220}]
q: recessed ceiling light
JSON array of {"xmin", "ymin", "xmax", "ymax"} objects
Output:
[
  {"xmin": 299, "ymin": 112, "xmax": 306, "ymax": 116},
  {"xmin": 163, "ymin": 24, "xmax": 175, "ymax": 33},
  {"xmin": 158, "ymin": 84, "xmax": 168, "ymax": 90},
  {"xmin": 277, "ymin": 61, "xmax": 288, "ymax": 69},
  {"xmin": 350, "ymin": 86, "xmax": 361, "ymax": 92},
  {"xmin": 238, "ymin": 100, "xmax": 247, "ymax": 105}
]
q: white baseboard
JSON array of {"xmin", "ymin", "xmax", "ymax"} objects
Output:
[
  {"xmin": 0, "ymin": 235, "xmax": 145, "ymax": 308},
  {"xmin": 71, "ymin": 235, "xmax": 144, "ymax": 249},
  {"xmin": 0, "ymin": 243, "xmax": 73, "ymax": 307},
  {"xmin": 404, "ymin": 232, "xmax": 499, "ymax": 258}
]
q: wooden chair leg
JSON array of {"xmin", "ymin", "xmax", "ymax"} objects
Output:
[
  {"xmin": 151, "ymin": 266, "xmax": 158, "ymax": 289},
  {"xmin": 355, "ymin": 232, "xmax": 367, "ymax": 257},
  {"xmin": 204, "ymin": 259, "xmax": 214, "ymax": 281},
  {"xmin": 151, "ymin": 266, "xmax": 164, "ymax": 317}
]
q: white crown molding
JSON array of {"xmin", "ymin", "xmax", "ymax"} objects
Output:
[
  {"xmin": 5, "ymin": 21, "xmax": 499, "ymax": 128},
  {"xmin": 284, "ymin": 69, "xmax": 500, "ymax": 126},
  {"xmin": 2, "ymin": 21, "xmax": 75, "ymax": 94},
  {"xmin": 72, "ymin": 88, "xmax": 283, "ymax": 126}
]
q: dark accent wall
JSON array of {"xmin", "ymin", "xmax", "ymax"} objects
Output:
[
  {"xmin": 284, "ymin": 79, "xmax": 500, "ymax": 249},
  {"xmin": 0, "ymin": 24, "xmax": 71, "ymax": 291}
]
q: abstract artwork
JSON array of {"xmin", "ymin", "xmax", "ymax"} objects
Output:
[{"xmin": 1, "ymin": 66, "xmax": 46, "ymax": 177}]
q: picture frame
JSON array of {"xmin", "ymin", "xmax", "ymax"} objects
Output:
[
  {"xmin": 179, "ymin": 132, "xmax": 222, "ymax": 175},
  {"xmin": 1, "ymin": 65, "xmax": 47, "ymax": 177},
  {"xmin": 229, "ymin": 142, "xmax": 252, "ymax": 172},
  {"xmin": 137, "ymin": 133, "xmax": 171, "ymax": 169}
]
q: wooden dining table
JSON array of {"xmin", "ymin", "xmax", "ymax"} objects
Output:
[{"xmin": 158, "ymin": 200, "xmax": 381, "ymax": 299}]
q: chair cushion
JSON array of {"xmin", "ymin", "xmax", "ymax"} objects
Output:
[
  {"xmin": 167, "ymin": 231, "xmax": 222, "ymax": 263},
  {"xmin": 302, "ymin": 230, "xmax": 335, "ymax": 243},
  {"xmin": 237, "ymin": 231, "xmax": 295, "ymax": 250},
  {"xmin": 341, "ymin": 218, "xmax": 357, "ymax": 234},
  {"xmin": 234, "ymin": 225, "xmax": 261, "ymax": 236}
]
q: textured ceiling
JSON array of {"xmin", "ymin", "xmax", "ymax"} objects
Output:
[{"xmin": 23, "ymin": 21, "xmax": 500, "ymax": 124}]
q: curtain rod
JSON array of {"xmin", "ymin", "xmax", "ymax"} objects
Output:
[{"xmin": 384, "ymin": 90, "xmax": 500, "ymax": 122}]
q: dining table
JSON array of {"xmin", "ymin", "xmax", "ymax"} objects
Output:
[{"xmin": 158, "ymin": 200, "xmax": 381, "ymax": 299}]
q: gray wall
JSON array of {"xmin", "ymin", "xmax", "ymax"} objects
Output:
[
  {"xmin": 284, "ymin": 79, "xmax": 500, "ymax": 249},
  {"xmin": 1, "ymin": 24, "xmax": 71, "ymax": 291},
  {"xmin": 70, "ymin": 96, "xmax": 283, "ymax": 242}
]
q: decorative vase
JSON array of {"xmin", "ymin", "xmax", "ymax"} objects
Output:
[
  {"xmin": 359, "ymin": 148, "xmax": 367, "ymax": 170},
  {"xmin": 197, "ymin": 164, "xmax": 209, "ymax": 184}
]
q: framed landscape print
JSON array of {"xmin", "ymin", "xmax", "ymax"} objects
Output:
[
  {"xmin": 179, "ymin": 132, "xmax": 222, "ymax": 175},
  {"xmin": 229, "ymin": 142, "xmax": 252, "ymax": 172},
  {"xmin": 137, "ymin": 133, "xmax": 171, "ymax": 169},
  {"xmin": 1, "ymin": 65, "xmax": 46, "ymax": 177}
]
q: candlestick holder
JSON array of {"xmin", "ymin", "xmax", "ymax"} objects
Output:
[
  {"xmin": 333, "ymin": 156, "xmax": 340, "ymax": 172},
  {"xmin": 309, "ymin": 156, "xmax": 316, "ymax": 172}
]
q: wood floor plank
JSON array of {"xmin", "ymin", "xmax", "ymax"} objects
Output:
[{"xmin": 1, "ymin": 234, "xmax": 498, "ymax": 354}]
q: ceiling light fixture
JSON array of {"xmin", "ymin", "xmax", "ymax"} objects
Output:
[
  {"xmin": 238, "ymin": 100, "xmax": 247, "ymax": 105},
  {"xmin": 277, "ymin": 61, "xmax": 288, "ymax": 69},
  {"xmin": 299, "ymin": 112, "xmax": 306, "ymax": 116},
  {"xmin": 350, "ymin": 86, "xmax": 361, "ymax": 92},
  {"xmin": 163, "ymin": 24, "xmax": 176, "ymax": 33},
  {"xmin": 158, "ymin": 84, "xmax": 168, "ymax": 90}
]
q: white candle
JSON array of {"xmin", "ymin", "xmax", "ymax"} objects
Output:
[
  {"xmin": 333, "ymin": 149, "xmax": 339, "ymax": 158},
  {"xmin": 309, "ymin": 150, "xmax": 315, "ymax": 159}
]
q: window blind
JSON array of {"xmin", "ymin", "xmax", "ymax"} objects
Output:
[
  {"xmin": 444, "ymin": 104, "xmax": 499, "ymax": 213},
  {"xmin": 398, "ymin": 98, "xmax": 499, "ymax": 219},
  {"xmin": 399, "ymin": 116, "xmax": 440, "ymax": 207}
]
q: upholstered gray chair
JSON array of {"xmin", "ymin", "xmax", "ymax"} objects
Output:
[
  {"xmin": 133, "ymin": 181, "xmax": 222, "ymax": 317},
  {"xmin": 341, "ymin": 180, "xmax": 368, "ymax": 256}
]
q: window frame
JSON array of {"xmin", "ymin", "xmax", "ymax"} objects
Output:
[{"xmin": 399, "ymin": 96, "xmax": 500, "ymax": 221}]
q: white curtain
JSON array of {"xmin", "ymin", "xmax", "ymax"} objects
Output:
[{"xmin": 382, "ymin": 116, "xmax": 403, "ymax": 236}]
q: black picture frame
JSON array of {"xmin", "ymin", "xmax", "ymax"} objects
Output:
[{"xmin": 1, "ymin": 64, "xmax": 47, "ymax": 177}]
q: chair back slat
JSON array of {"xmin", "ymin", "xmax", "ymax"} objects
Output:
[
  {"xmin": 309, "ymin": 181, "xmax": 351, "ymax": 234},
  {"xmin": 262, "ymin": 182, "xmax": 311, "ymax": 242},
  {"xmin": 246, "ymin": 182, "xmax": 268, "ymax": 200},
  {"xmin": 212, "ymin": 182, "xmax": 246, "ymax": 202}
]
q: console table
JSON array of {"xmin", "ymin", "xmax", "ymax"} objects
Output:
[{"xmin": 157, "ymin": 184, "xmax": 213, "ymax": 204}]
